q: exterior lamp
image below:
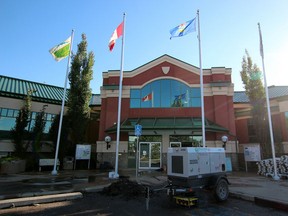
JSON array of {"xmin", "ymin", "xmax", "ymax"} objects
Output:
[
  {"xmin": 221, "ymin": 135, "xmax": 228, "ymax": 149},
  {"xmin": 105, "ymin": 136, "xmax": 112, "ymax": 150}
]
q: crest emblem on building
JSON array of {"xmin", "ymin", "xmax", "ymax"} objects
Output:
[{"xmin": 162, "ymin": 66, "xmax": 170, "ymax": 74}]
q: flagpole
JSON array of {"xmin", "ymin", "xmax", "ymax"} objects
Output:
[
  {"xmin": 197, "ymin": 10, "xmax": 206, "ymax": 147},
  {"xmin": 152, "ymin": 91, "xmax": 154, "ymax": 107},
  {"xmin": 51, "ymin": 29, "xmax": 74, "ymax": 175},
  {"xmin": 113, "ymin": 13, "xmax": 126, "ymax": 179},
  {"xmin": 258, "ymin": 23, "xmax": 279, "ymax": 180}
]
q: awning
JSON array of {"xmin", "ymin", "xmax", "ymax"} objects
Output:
[{"xmin": 105, "ymin": 117, "xmax": 229, "ymax": 133}]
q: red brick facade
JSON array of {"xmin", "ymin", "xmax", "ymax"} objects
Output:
[{"xmin": 99, "ymin": 55, "xmax": 235, "ymax": 144}]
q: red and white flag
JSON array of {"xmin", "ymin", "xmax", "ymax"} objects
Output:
[
  {"xmin": 108, "ymin": 21, "xmax": 124, "ymax": 51},
  {"xmin": 142, "ymin": 92, "xmax": 153, "ymax": 102}
]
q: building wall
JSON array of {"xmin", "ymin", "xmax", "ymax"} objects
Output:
[
  {"xmin": 0, "ymin": 96, "xmax": 64, "ymax": 115},
  {"xmin": 234, "ymin": 100, "xmax": 288, "ymax": 154},
  {"xmin": 235, "ymin": 118, "xmax": 249, "ymax": 144},
  {"xmin": 99, "ymin": 55, "xmax": 235, "ymax": 146},
  {"xmin": 280, "ymin": 113, "xmax": 288, "ymax": 141}
]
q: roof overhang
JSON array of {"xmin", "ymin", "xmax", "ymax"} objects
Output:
[{"xmin": 105, "ymin": 117, "xmax": 229, "ymax": 134}]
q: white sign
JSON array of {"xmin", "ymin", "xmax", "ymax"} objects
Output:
[
  {"xmin": 244, "ymin": 145, "xmax": 261, "ymax": 162},
  {"xmin": 75, "ymin": 144, "xmax": 91, "ymax": 160}
]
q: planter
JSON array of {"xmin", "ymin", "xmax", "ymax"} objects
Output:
[{"xmin": 0, "ymin": 160, "xmax": 26, "ymax": 174}]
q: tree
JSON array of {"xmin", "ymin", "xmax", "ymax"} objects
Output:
[
  {"xmin": 29, "ymin": 105, "xmax": 47, "ymax": 169},
  {"xmin": 11, "ymin": 90, "xmax": 32, "ymax": 158},
  {"xmin": 240, "ymin": 50, "xmax": 270, "ymax": 156},
  {"xmin": 49, "ymin": 114, "xmax": 71, "ymax": 158},
  {"xmin": 67, "ymin": 34, "xmax": 94, "ymax": 152},
  {"xmin": 31, "ymin": 105, "xmax": 47, "ymax": 152}
]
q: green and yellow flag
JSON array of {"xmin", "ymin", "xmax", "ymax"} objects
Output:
[{"xmin": 49, "ymin": 37, "xmax": 71, "ymax": 62}]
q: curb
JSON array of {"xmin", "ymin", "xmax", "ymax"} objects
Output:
[
  {"xmin": 82, "ymin": 184, "xmax": 111, "ymax": 193},
  {"xmin": 0, "ymin": 192, "xmax": 83, "ymax": 209},
  {"xmin": 230, "ymin": 191, "xmax": 288, "ymax": 212},
  {"xmin": 229, "ymin": 192, "xmax": 255, "ymax": 202},
  {"xmin": 254, "ymin": 197, "xmax": 288, "ymax": 212}
]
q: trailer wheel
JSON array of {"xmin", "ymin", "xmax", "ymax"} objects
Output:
[{"xmin": 214, "ymin": 179, "xmax": 229, "ymax": 202}]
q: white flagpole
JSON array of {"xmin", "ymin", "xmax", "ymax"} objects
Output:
[
  {"xmin": 197, "ymin": 10, "xmax": 206, "ymax": 147},
  {"xmin": 51, "ymin": 30, "xmax": 74, "ymax": 175},
  {"xmin": 152, "ymin": 91, "xmax": 154, "ymax": 108},
  {"xmin": 258, "ymin": 23, "xmax": 279, "ymax": 180},
  {"xmin": 113, "ymin": 13, "xmax": 126, "ymax": 179}
]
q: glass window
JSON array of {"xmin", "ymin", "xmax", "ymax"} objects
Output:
[
  {"xmin": 27, "ymin": 119, "xmax": 34, "ymax": 132},
  {"xmin": 139, "ymin": 135, "xmax": 161, "ymax": 142},
  {"xmin": 1, "ymin": 108, "xmax": 8, "ymax": 116},
  {"xmin": 170, "ymin": 142, "xmax": 181, "ymax": 147},
  {"xmin": 0, "ymin": 117, "xmax": 16, "ymax": 130},
  {"xmin": 191, "ymin": 98, "xmax": 201, "ymax": 107},
  {"xmin": 191, "ymin": 88, "xmax": 201, "ymax": 97},
  {"xmin": 151, "ymin": 81, "xmax": 160, "ymax": 107},
  {"xmin": 161, "ymin": 80, "xmax": 170, "ymax": 107},
  {"xmin": 44, "ymin": 121, "xmax": 52, "ymax": 133},
  {"xmin": 13, "ymin": 110, "xmax": 19, "ymax": 117},
  {"xmin": 7, "ymin": 109, "xmax": 14, "ymax": 117},
  {"xmin": 130, "ymin": 79, "xmax": 201, "ymax": 108},
  {"xmin": 128, "ymin": 136, "xmax": 137, "ymax": 156},
  {"xmin": 46, "ymin": 114, "xmax": 52, "ymax": 121},
  {"xmin": 131, "ymin": 89, "xmax": 140, "ymax": 98},
  {"xmin": 169, "ymin": 135, "xmax": 202, "ymax": 147},
  {"xmin": 130, "ymin": 99, "xmax": 141, "ymax": 108},
  {"xmin": 0, "ymin": 107, "xmax": 56, "ymax": 135}
]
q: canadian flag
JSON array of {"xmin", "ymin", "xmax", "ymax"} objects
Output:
[
  {"xmin": 142, "ymin": 92, "xmax": 153, "ymax": 102},
  {"xmin": 108, "ymin": 21, "xmax": 124, "ymax": 51}
]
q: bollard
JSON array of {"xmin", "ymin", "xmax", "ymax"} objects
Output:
[{"xmin": 145, "ymin": 187, "xmax": 150, "ymax": 211}]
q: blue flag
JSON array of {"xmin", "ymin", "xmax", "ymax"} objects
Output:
[
  {"xmin": 170, "ymin": 18, "xmax": 196, "ymax": 39},
  {"xmin": 174, "ymin": 93, "xmax": 186, "ymax": 100}
]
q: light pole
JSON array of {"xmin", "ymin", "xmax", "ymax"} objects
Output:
[
  {"xmin": 105, "ymin": 136, "xmax": 111, "ymax": 150},
  {"xmin": 221, "ymin": 135, "xmax": 228, "ymax": 150}
]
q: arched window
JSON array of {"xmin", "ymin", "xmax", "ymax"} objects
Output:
[{"xmin": 130, "ymin": 79, "xmax": 201, "ymax": 108}]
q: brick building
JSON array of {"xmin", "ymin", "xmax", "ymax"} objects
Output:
[{"xmin": 97, "ymin": 55, "xmax": 236, "ymax": 169}]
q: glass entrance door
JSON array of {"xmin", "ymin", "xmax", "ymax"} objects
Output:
[{"xmin": 139, "ymin": 142, "xmax": 161, "ymax": 169}]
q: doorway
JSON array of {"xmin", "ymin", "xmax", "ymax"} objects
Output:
[{"xmin": 139, "ymin": 142, "xmax": 161, "ymax": 169}]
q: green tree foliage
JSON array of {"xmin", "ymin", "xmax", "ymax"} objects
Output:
[
  {"xmin": 11, "ymin": 90, "xmax": 32, "ymax": 158},
  {"xmin": 31, "ymin": 105, "xmax": 47, "ymax": 153},
  {"xmin": 67, "ymin": 34, "xmax": 94, "ymax": 151},
  {"xmin": 27, "ymin": 105, "xmax": 47, "ymax": 170},
  {"xmin": 49, "ymin": 114, "xmax": 72, "ymax": 157},
  {"xmin": 240, "ymin": 50, "xmax": 270, "ymax": 156}
]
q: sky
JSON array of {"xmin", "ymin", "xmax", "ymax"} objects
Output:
[{"xmin": 1, "ymin": 0, "xmax": 288, "ymax": 94}]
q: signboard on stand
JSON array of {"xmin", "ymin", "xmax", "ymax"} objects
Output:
[
  {"xmin": 244, "ymin": 145, "xmax": 261, "ymax": 162},
  {"xmin": 244, "ymin": 144, "xmax": 261, "ymax": 172},
  {"xmin": 74, "ymin": 144, "xmax": 91, "ymax": 169}
]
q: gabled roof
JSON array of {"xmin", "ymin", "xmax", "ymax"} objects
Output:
[
  {"xmin": 234, "ymin": 86, "xmax": 288, "ymax": 103},
  {"xmin": 104, "ymin": 55, "xmax": 205, "ymax": 76},
  {"xmin": 103, "ymin": 54, "xmax": 231, "ymax": 82},
  {"xmin": 0, "ymin": 75, "xmax": 100, "ymax": 105},
  {"xmin": 129, "ymin": 54, "xmax": 200, "ymax": 74}
]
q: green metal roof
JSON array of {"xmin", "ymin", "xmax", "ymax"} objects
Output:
[
  {"xmin": 105, "ymin": 117, "xmax": 229, "ymax": 133},
  {"xmin": 0, "ymin": 75, "xmax": 100, "ymax": 105},
  {"xmin": 234, "ymin": 86, "xmax": 288, "ymax": 103}
]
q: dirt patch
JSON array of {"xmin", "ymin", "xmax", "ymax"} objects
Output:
[{"xmin": 100, "ymin": 178, "xmax": 145, "ymax": 199}]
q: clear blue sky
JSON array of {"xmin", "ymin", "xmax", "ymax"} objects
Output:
[{"xmin": 1, "ymin": 0, "xmax": 288, "ymax": 94}]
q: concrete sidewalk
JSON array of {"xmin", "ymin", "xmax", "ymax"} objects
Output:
[
  {"xmin": 227, "ymin": 172, "xmax": 288, "ymax": 211},
  {"xmin": 0, "ymin": 170, "xmax": 288, "ymax": 211}
]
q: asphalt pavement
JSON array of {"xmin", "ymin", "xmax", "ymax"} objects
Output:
[{"xmin": 0, "ymin": 169, "xmax": 288, "ymax": 211}]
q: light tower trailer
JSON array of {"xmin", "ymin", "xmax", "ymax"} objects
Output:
[{"xmin": 167, "ymin": 147, "xmax": 230, "ymax": 206}]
